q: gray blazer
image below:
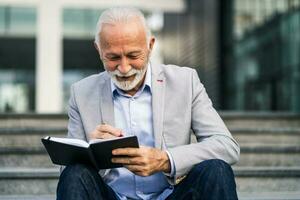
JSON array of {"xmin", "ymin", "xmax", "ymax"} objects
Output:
[{"xmin": 67, "ymin": 63, "xmax": 240, "ymax": 184}]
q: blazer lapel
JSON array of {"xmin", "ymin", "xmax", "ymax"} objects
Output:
[
  {"xmin": 100, "ymin": 76, "xmax": 115, "ymax": 127},
  {"xmin": 152, "ymin": 64, "xmax": 165, "ymax": 149},
  {"xmin": 98, "ymin": 74, "xmax": 114, "ymax": 177}
]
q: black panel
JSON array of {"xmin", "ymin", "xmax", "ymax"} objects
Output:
[
  {"xmin": 0, "ymin": 37, "xmax": 35, "ymax": 69},
  {"xmin": 63, "ymin": 38, "xmax": 104, "ymax": 71}
]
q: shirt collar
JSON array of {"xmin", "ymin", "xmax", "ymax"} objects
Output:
[{"xmin": 110, "ymin": 63, "xmax": 152, "ymax": 98}]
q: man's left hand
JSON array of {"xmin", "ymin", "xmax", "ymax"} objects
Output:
[{"xmin": 111, "ymin": 146, "xmax": 171, "ymax": 177}]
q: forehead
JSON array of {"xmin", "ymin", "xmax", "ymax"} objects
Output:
[{"xmin": 99, "ymin": 21, "xmax": 147, "ymax": 50}]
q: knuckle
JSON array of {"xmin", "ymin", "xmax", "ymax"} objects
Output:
[
  {"xmin": 144, "ymin": 157, "xmax": 149, "ymax": 163},
  {"xmin": 96, "ymin": 125, "xmax": 102, "ymax": 130},
  {"xmin": 145, "ymin": 166, "xmax": 151, "ymax": 172},
  {"xmin": 89, "ymin": 131, "xmax": 97, "ymax": 139},
  {"xmin": 141, "ymin": 172, "xmax": 147, "ymax": 176}
]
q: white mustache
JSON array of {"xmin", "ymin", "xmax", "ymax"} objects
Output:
[{"xmin": 110, "ymin": 68, "xmax": 139, "ymax": 78}]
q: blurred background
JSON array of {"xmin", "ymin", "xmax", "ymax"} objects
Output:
[
  {"xmin": 0, "ymin": 0, "xmax": 299, "ymax": 113},
  {"xmin": 0, "ymin": 1, "xmax": 300, "ymax": 199}
]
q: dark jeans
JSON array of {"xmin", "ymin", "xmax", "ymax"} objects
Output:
[{"xmin": 57, "ymin": 159, "xmax": 238, "ymax": 200}]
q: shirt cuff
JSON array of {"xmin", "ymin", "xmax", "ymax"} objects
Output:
[{"xmin": 164, "ymin": 150, "xmax": 176, "ymax": 177}]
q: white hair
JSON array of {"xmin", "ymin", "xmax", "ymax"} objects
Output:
[{"xmin": 94, "ymin": 7, "xmax": 152, "ymax": 46}]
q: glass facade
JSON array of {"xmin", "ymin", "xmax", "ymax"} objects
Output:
[
  {"xmin": 0, "ymin": 7, "xmax": 36, "ymax": 113},
  {"xmin": 62, "ymin": 9, "xmax": 103, "ymax": 111},
  {"xmin": 0, "ymin": 0, "xmax": 299, "ymax": 113},
  {"xmin": 221, "ymin": 0, "xmax": 300, "ymax": 112},
  {"xmin": 63, "ymin": 8, "xmax": 100, "ymax": 38},
  {"xmin": 0, "ymin": 7, "xmax": 36, "ymax": 35}
]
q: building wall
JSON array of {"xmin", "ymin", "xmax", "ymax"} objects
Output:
[
  {"xmin": 162, "ymin": 0, "xmax": 221, "ymax": 108},
  {"xmin": 221, "ymin": 0, "xmax": 300, "ymax": 112}
]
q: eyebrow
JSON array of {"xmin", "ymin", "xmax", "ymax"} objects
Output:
[
  {"xmin": 105, "ymin": 51, "xmax": 142, "ymax": 57},
  {"xmin": 106, "ymin": 53, "xmax": 120, "ymax": 57},
  {"xmin": 127, "ymin": 51, "xmax": 142, "ymax": 55}
]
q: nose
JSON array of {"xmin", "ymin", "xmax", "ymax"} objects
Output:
[{"xmin": 117, "ymin": 57, "xmax": 131, "ymax": 74}]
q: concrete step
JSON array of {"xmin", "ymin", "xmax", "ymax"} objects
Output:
[
  {"xmin": 237, "ymin": 144, "xmax": 300, "ymax": 166},
  {"xmin": 0, "ymin": 128, "xmax": 66, "ymax": 147},
  {"xmin": 1, "ymin": 112, "xmax": 300, "ymax": 130},
  {"xmin": 1, "ymin": 144, "xmax": 299, "ymax": 168},
  {"xmin": 0, "ymin": 114, "xmax": 67, "ymax": 129},
  {"xmin": 0, "ymin": 147, "xmax": 54, "ymax": 168},
  {"xmin": 234, "ymin": 166, "xmax": 300, "ymax": 193},
  {"xmin": 0, "ymin": 168, "xmax": 59, "ymax": 195},
  {"xmin": 232, "ymin": 128, "xmax": 300, "ymax": 145},
  {"xmin": 1, "ymin": 127, "xmax": 299, "ymax": 149},
  {"xmin": 222, "ymin": 112, "xmax": 300, "ymax": 129},
  {"xmin": 0, "ymin": 195, "xmax": 54, "ymax": 200},
  {"xmin": 238, "ymin": 192, "xmax": 300, "ymax": 200},
  {"xmin": 238, "ymin": 153, "xmax": 300, "ymax": 167},
  {"xmin": 0, "ymin": 167, "xmax": 299, "ymax": 195}
]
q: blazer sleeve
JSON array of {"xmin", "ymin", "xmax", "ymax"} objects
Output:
[
  {"xmin": 67, "ymin": 84, "xmax": 87, "ymax": 141},
  {"xmin": 65, "ymin": 83, "xmax": 109, "ymax": 177},
  {"xmin": 168, "ymin": 69, "xmax": 240, "ymax": 181}
]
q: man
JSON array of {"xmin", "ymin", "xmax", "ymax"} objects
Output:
[{"xmin": 57, "ymin": 7, "xmax": 240, "ymax": 200}]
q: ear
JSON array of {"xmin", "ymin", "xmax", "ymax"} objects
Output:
[
  {"xmin": 94, "ymin": 42, "xmax": 102, "ymax": 59},
  {"xmin": 148, "ymin": 37, "xmax": 155, "ymax": 51},
  {"xmin": 94, "ymin": 42, "xmax": 100, "ymax": 52}
]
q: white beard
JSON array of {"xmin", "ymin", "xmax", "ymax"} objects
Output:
[{"xmin": 107, "ymin": 65, "xmax": 148, "ymax": 91}]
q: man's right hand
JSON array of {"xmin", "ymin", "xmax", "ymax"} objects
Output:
[{"xmin": 89, "ymin": 123, "xmax": 123, "ymax": 140}]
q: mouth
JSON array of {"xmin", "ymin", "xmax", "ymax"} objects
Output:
[{"xmin": 116, "ymin": 74, "xmax": 136, "ymax": 82}]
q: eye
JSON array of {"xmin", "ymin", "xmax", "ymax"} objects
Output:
[
  {"xmin": 128, "ymin": 55, "xmax": 138, "ymax": 59},
  {"xmin": 108, "ymin": 56, "xmax": 120, "ymax": 61},
  {"xmin": 127, "ymin": 54, "xmax": 140, "ymax": 59}
]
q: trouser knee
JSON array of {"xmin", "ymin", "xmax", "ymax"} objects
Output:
[
  {"xmin": 190, "ymin": 159, "xmax": 235, "ymax": 184},
  {"xmin": 60, "ymin": 164, "xmax": 97, "ymax": 183},
  {"xmin": 57, "ymin": 164, "xmax": 114, "ymax": 200},
  {"xmin": 171, "ymin": 159, "xmax": 237, "ymax": 200}
]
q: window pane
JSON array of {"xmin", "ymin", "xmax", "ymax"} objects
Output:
[
  {"xmin": 9, "ymin": 7, "xmax": 36, "ymax": 35},
  {"xmin": 63, "ymin": 9, "xmax": 100, "ymax": 38},
  {"xmin": 0, "ymin": 7, "xmax": 5, "ymax": 33},
  {"xmin": 223, "ymin": 0, "xmax": 300, "ymax": 111}
]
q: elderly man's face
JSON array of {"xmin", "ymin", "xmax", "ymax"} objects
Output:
[{"xmin": 96, "ymin": 20, "xmax": 154, "ymax": 92}]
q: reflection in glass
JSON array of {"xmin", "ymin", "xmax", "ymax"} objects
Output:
[
  {"xmin": 223, "ymin": 0, "xmax": 300, "ymax": 111},
  {"xmin": 0, "ymin": 6, "xmax": 36, "ymax": 113}
]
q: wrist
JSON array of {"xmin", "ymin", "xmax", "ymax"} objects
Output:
[{"xmin": 161, "ymin": 151, "xmax": 171, "ymax": 173}]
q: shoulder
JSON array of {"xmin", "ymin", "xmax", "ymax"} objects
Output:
[
  {"xmin": 71, "ymin": 71, "xmax": 109, "ymax": 93},
  {"xmin": 73, "ymin": 71, "xmax": 108, "ymax": 88},
  {"xmin": 160, "ymin": 64, "xmax": 197, "ymax": 80}
]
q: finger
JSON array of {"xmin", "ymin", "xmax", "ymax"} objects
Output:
[
  {"xmin": 111, "ymin": 157, "xmax": 132, "ymax": 165},
  {"xmin": 111, "ymin": 157, "xmax": 143, "ymax": 165},
  {"xmin": 89, "ymin": 130, "xmax": 102, "ymax": 140},
  {"xmin": 96, "ymin": 124, "xmax": 123, "ymax": 137},
  {"xmin": 90, "ymin": 130, "xmax": 117, "ymax": 140},
  {"xmin": 112, "ymin": 148, "xmax": 141, "ymax": 156},
  {"xmin": 101, "ymin": 133, "xmax": 118, "ymax": 139}
]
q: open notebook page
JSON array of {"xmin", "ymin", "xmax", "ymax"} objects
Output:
[{"xmin": 44, "ymin": 136, "xmax": 89, "ymax": 148}]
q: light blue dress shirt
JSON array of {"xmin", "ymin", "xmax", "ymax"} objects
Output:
[{"xmin": 103, "ymin": 65, "xmax": 174, "ymax": 200}]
